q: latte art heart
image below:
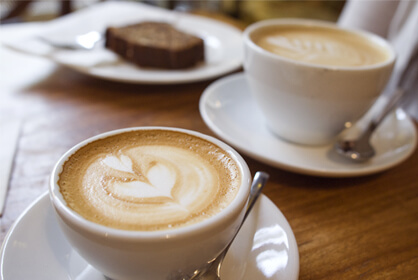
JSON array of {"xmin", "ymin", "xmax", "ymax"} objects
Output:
[
  {"xmin": 58, "ymin": 130, "xmax": 241, "ymax": 231},
  {"xmin": 101, "ymin": 155, "xmax": 176, "ymax": 199}
]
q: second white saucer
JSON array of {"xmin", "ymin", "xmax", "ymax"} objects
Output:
[{"xmin": 199, "ymin": 73, "xmax": 417, "ymax": 177}]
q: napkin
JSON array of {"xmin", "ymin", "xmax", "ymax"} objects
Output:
[{"xmin": 338, "ymin": 0, "xmax": 418, "ymax": 119}]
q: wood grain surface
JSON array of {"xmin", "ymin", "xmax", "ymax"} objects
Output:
[{"xmin": 1, "ymin": 17, "xmax": 417, "ymax": 280}]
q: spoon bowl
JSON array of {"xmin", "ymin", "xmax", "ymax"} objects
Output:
[{"xmin": 335, "ymin": 122, "xmax": 377, "ymax": 162}]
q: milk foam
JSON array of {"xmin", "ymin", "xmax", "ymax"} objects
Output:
[
  {"xmin": 253, "ymin": 26, "xmax": 389, "ymax": 67},
  {"xmin": 58, "ymin": 130, "xmax": 241, "ymax": 231}
]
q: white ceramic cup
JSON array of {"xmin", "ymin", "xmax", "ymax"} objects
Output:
[
  {"xmin": 49, "ymin": 127, "xmax": 252, "ymax": 280},
  {"xmin": 243, "ymin": 18, "xmax": 396, "ymax": 145}
]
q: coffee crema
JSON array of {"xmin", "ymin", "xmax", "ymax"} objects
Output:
[
  {"xmin": 58, "ymin": 130, "xmax": 241, "ymax": 231},
  {"xmin": 251, "ymin": 25, "xmax": 390, "ymax": 67}
]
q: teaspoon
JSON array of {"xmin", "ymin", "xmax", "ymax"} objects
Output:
[
  {"xmin": 38, "ymin": 30, "xmax": 102, "ymax": 50},
  {"xmin": 188, "ymin": 171, "xmax": 270, "ymax": 280},
  {"xmin": 335, "ymin": 48, "xmax": 418, "ymax": 162},
  {"xmin": 334, "ymin": 88, "xmax": 405, "ymax": 162}
]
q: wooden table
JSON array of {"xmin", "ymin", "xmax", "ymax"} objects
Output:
[{"xmin": 1, "ymin": 15, "xmax": 417, "ymax": 280}]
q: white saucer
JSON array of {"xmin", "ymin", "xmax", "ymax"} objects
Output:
[
  {"xmin": 199, "ymin": 73, "xmax": 417, "ymax": 177},
  {"xmin": 0, "ymin": 192, "xmax": 299, "ymax": 280},
  {"xmin": 3, "ymin": 2, "xmax": 242, "ymax": 84}
]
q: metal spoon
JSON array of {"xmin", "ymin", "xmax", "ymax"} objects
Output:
[
  {"xmin": 335, "ymin": 48, "xmax": 418, "ymax": 162},
  {"xmin": 38, "ymin": 30, "xmax": 102, "ymax": 50},
  {"xmin": 188, "ymin": 171, "xmax": 270, "ymax": 280},
  {"xmin": 334, "ymin": 88, "xmax": 405, "ymax": 162}
]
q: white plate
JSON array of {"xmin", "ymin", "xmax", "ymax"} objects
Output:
[
  {"xmin": 199, "ymin": 73, "xmax": 417, "ymax": 177},
  {"xmin": 0, "ymin": 192, "xmax": 299, "ymax": 280},
  {"xmin": 2, "ymin": 2, "xmax": 243, "ymax": 84}
]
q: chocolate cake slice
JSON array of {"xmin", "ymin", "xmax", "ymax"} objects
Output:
[{"xmin": 105, "ymin": 21, "xmax": 205, "ymax": 69}]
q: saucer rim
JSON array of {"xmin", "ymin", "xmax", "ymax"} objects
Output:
[
  {"xmin": 0, "ymin": 192, "xmax": 299, "ymax": 280},
  {"xmin": 199, "ymin": 72, "xmax": 417, "ymax": 178}
]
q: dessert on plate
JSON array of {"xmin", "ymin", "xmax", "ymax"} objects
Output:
[{"xmin": 105, "ymin": 21, "xmax": 205, "ymax": 69}]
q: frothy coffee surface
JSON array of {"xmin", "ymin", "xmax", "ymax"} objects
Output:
[
  {"xmin": 58, "ymin": 130, "xmax": 241, "ymax": 231},
  {"xmin": 252, "ymin": 25, "xmax": 389, "ymax": 67}
]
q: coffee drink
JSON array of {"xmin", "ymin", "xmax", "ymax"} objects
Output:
[
  {"xmin": 58, "ymin": 129, "xmax": 241, "ymax": 231},
  {"xmin": 51, "ymin": 128, "xmax": 251, "ymax": 279},
  {"xmin": 244, "ymin": 19, "xmax": 395, "ymax": 145},
  {"xmin": 251, "ymin": 25, "xmax": 390, "ymax": 67}
]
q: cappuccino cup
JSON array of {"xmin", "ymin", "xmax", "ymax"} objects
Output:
[
  {"xmin": 49, "ymin": 127, "xmax": 251, "ymax": 280},
  {"xmin": 243, "ymin": 18, "xmax": 396, "ymax": 145}
]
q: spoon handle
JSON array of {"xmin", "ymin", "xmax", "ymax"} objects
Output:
[
  {"xmin": 186, "ymin": 171, "xmax": 269, "ymax": 280},
  {"xmin": 370, "ymin": 88, "xmax": 404, "ymax": 130},
  {"xmin": 226, "ymin": 171, "xmax": 270, "ymax": 244},
  {"xmin": 244, "ymin": 171, "xmax": 270, "ymax": 221},
  {"xmin": 222, "ymin": 171, "xmax": 269, "ymax": 255},
  {"xmin": 372, "ymin": 48, "xmax": 418, "ymax": 129}
]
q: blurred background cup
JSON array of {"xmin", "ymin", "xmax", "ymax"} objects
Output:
[
  {"xmin": 49, "ymin": 127, "xmax": 252, "ymax": 280},
  {"xmin": 243, "ymin": 18, "xmax": 396, "ymax": 146}
]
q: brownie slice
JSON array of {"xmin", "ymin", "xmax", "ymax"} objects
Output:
[{"xmin": 105, "ymin": 21, "xmax": 205, "ymax": 69}]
